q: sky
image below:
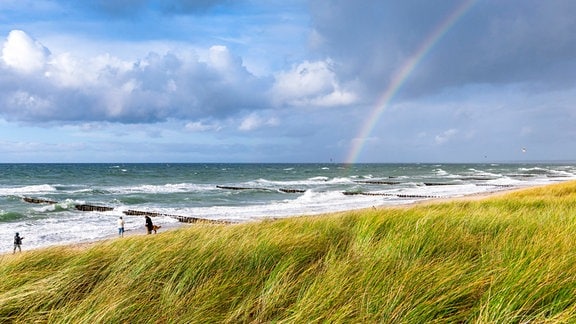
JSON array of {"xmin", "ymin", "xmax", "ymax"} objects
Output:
[{"xmin": 0, "ymin": 0, "xmax": 575, "ymax": 163}]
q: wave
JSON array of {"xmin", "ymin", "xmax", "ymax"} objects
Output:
[
  {"xmin": 117, "ymin": 196, "xmax": 151, "ymax": 205},
  {"xmin": 308, "ymin": 176, "xmax": 329, "ymax": 182},
  {"xmin": 518, "ymin": 167, "xmax": 551, "ymax": 174},
  {"xmin": 509, "ymin": 167, "xmax": 576, "ymax": 179},
  {"xmin": 547, "ymin": 169, "xmax": 576, "ymax": 178},
  {"xmin": 0, "ymin": 211, "xmax": 26, "ymax": 221},
  {"xmin": 249, "ymin": 176, "xmax": 355, "ymax": 187},
  {"xmin": 107, "ymin": 183, "xmax": 214, "ymax": 195},
  {"xmin": 0, "ymin": 184, "xmax": 58, "ymax": 196},
  {"xmin": 434, "ymin": 168, "xmax": 449, "ymax": 176},
  {"xmin": 466, "ymin": 168, "xmax": 502, "ymax": 178}
]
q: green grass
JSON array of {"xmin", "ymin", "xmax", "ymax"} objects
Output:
[{"xmin": 3, "ymin": 181, "xmax": 576, "ymax": 323}]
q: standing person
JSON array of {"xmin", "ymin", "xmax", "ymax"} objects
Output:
[
  {"xmin": 13, "ymin": 232, "xmax": 23, "ymax": 253},
  {"xmin": 145, "ymin": 215, "xmax": 153, "ymax": 235},
  {"xmin": 118, "ymin": 216, "xmax": 125, "ymax": 237}
]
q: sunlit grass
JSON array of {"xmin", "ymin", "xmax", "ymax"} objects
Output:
[{"xmin": 2, "ymin": 181, "xmax": 576, "ymax": 322}]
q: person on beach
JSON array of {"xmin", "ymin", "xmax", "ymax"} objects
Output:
[
  {"xmin": 13, "ymin": 232, "xmax": 23, "ymax": 253},
  {"xmin": 118, "ymin": 216, "xmax": 125, "ymax": 237},
  {"xmin": 145, "ymin": 215, "xmax": 153, "ymax": 235}
]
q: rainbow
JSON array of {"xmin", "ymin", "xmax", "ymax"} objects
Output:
[{"xmin": 345, "ymin": 0, "xmax": 477, "ymax": 164}]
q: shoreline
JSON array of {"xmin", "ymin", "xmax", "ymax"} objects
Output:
[
  {"xmin": 1, "ymin": 218, "xmax": 189, "ymax": 256},
  {"xmin": 399, "ymin": 185, "xmax": 535, "ymax": 206},
  {"xmin": 5, "ymin": 185, "xmax": 539, "ymax": 256},
  {"xmin": 2, "ymin": 163, "xmax": 575, "ymax": 257},
  {"xmin": 57, "ymin": 219, "xmax": 190, "ymax": 251}
]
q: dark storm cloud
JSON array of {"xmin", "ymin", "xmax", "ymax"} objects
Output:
[{"xmin": 309, "ymin": 0, "xmax": 576, "ymax": 99}]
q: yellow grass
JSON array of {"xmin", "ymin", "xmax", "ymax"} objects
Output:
[{"xmin": 2, "ymin": 181, "xmax": 576, "ymax": 322}]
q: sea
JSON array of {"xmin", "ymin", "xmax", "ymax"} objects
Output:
[{"xmin": 1, "ymin": 163, "xmax": 575, "ymax": 252}]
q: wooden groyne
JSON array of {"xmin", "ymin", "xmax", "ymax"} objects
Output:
[
  {"xmin": 22, "ymin": 197, "xmax": 228, "ymax": 224},
  {"xmin": 215, "ymin": 184, "xmax": 441, "ymax": 198},
  {"xmin": 216, "ymin": 185, "xmax": 257, "ymax": 190},
  {"xmin": 355, "ymin": 180, "xmax": 457, "ymax": 186},
  {"xmin": 278, "ymin": 188, "xmax": 306, "ymax": 193},
  {"xmin": 342, "ymin": 192, "xmax": 442, "ymax": 199},
  {"xmin": 75, "ymin": 204, "xmax": 115, "ymax": 212},
  {"xmin": 171, "ymin": 215, "xmax": 231, "ymax": 224},
  {"xmin": 123, "ymin": 210, "xmax": 165, "ymax": 217},
  {"xmin": 217, "ymin": 185, "xmax": 305, "ymax": 193},
  {"xmin": 22, "ymin": 197, "xmax": 57, "ymax": 204},
  {"xmin": 354, "ymin": 180, "xmax": 401, "ymax": 185},
  {"xmin": 123, "ymin": 209, "xmax": 231, "ymax": 224}
]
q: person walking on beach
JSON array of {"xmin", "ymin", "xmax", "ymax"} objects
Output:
[
  {"xmin": 118, "ymin": 216, "xmax": 125, "ymax": 237},
  {"xmin": 145, "ymin": 215, "xmax": 153, "ymax": 235},
  {"xmin": 13, "ymin": 232, "xmax": 23, "ymax": 253}
]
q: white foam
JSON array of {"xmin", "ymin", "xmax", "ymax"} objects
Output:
[
  {"xmin": 0, "ymin": 211, "xmax": 179, "ymax": 253},
  {"xmin": 434, "ymin": 168, "xmax": 449, "ymax": 176},
  {"xmin": 108, "ymin": 183, "xmax": 214, "ymax": 194},
  {"xmin": 0, "ymin": 184, "xmax": 57, "ymax": 195}
]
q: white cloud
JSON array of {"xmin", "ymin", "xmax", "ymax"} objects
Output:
[
  {"xmin": 309, "ymin": 88, "xmax": 356, "ymax": 107},
  {"xmin": 434, "ymin": 129, "xmax": 458, "ymax": 145},
  {"xmin": 1, "ymin": 30, "xmax": 50, "ymax": 73},
  {"xmin": 0, "ymin": 30, "xmax": 358, "ymax": 128},
  {"xmin": 271, "ymin": 59, "xmax": 357, "ymax": 108},
  {"xmin": 185, "ymin": 121, "xmax": 222, "ymax": 132},
  {"xmin": 0, "ymin": 30, "xmax": 268, "ymax": 123},
  {"xmin": 238, "ymin": 113, "xmax": 279, "ymax": 131},
  {"xmin": 208, "ymin": 45, "xmax": 236, "ymax": 71},
  {"xmin": 45, "ymin": 52, "xmax": 133, "ymax": 88}
]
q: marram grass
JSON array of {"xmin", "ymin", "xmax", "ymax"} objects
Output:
[{"xmin": 2, "ymin": 181, "xmax": 576, "ymax": 323}]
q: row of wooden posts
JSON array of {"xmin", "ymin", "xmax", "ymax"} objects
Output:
[
  {"xmin": 21, "ymin": 197, "xmax": 230, "ymax": 224},
  {"xmin": 215, "ymin": 185, "xmax": 445, "ymax": 199}
]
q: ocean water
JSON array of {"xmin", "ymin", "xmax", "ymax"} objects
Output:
[{"xmin": 1, "ymin": 163, "xmax": 575, "ymax": 252}]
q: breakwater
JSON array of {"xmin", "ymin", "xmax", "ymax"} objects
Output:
[{"xmin": 22, "ymin": 197, "xmax": 230, "ymax": 224}]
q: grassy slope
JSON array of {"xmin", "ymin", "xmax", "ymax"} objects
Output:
[{"xmin": 2, "ymin": 181, "xmax": 576, "ymax": 323}]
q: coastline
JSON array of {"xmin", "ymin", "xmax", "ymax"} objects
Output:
[
  {"xmin": 1, "ymin": 217, "xmax": 189, "ymax": 256},
  {"xmin": 2, "ymin": 163, "xmax": 574, "ymax": 253},
  {"xmin": 5, "ymin": 184, "xmax": 539, "ymax": 255},
  {"xmin": 399, "ymin": 184, "xmax": 539, "ymax": 207}
]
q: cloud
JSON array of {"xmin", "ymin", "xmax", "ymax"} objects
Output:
[
  {"xmin": 308, "ymin": 0, "xmax": 576, "ymax": 100},
  {"xmin": 185, "ymin": 120, "xmax": 222, "ymax": 132},
  {"xmin": 434, "ymin": 129, "xmax": 458, "ymax": 145},
  {"xmin": 271, "ymin": 60, "xmax": 357, "ymax": 107},
  {"xmin": 238, "ymin": 112, "xmax": 279, "ymax": 131},
  {"xmin": 1, "ymin": 30, "xmax": 50, "ymax": 73},
  {"xmin": 0, "ymin": 29, "xmax": 363, "ymax": 126},
  {"xmin": 0, "ymin": 30, "xmax": 273, "ymax": 124}
]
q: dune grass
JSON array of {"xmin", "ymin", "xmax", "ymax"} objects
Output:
[{"xmin": 2, "ymin": 181, "xmax": 576, "ymax": 323}]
